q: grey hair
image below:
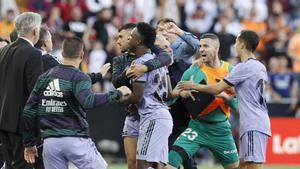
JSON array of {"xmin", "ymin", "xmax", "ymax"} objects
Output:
[{"xmin": 14, "ymin": 12, "xmax": 42, "ymax": 37}]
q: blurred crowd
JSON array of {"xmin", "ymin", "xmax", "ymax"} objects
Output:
[{"xmin": 1, "ymin": 0, "xmax": 300, "ymax": 117}]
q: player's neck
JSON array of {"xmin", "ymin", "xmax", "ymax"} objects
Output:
[
  {"xmin": 135, "ymin": 46, "xmax": 150, "ymax": 57},
  {"xmin": 240, "ymin": 50, "xmax": 256, "ymax": 62},
  {"xmin": 63, "ymin": 58, "xmax": 81, "ymax": 68},
  {"xmin": 207, "ymin": 56, "xmax": 221, "ymax": 68}
]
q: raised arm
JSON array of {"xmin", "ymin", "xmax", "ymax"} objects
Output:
[
  {"xmin": 88, "ymin": 63, "xmax": 111, "ymax": 84},
  {"xmin": 176, "ymin": 32, "xmax": 200, "ymax": 56}
]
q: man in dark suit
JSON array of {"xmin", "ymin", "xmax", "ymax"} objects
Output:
[
  {"xmin": 0, "ymin": 12, "xmax": 43, "ymax": 169},
  {"xmin": 34, "ymin": 25, "xmax": 60, "ymax": 72}
]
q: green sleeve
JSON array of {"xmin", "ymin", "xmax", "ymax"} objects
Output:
[
  {"xmin": 180, "ymin": 67, "xmax": 193, "ymax": 81},
  {"xmin": 22, "ymin": 78, "xmax": 43, "ymax": 147},
  {"xmin": 181, "ymin": 65, "xmax": 206, "ymax": 84},
  {"xmin": 225, "ymin": 96, "xmax": 238, "ymax": 111}
]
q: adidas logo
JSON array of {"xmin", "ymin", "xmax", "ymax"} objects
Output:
[{"xmin": 43, "ymin": 79, "xmax": 63, "ymax": 98}]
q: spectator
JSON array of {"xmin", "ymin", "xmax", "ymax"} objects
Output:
[
  {"xmin": 236, "ymin": 0, "xmax": 268, "ymax": 22},
  {"xmin": 28, "ymin": 0, "xmax": 53, "ymax": 21},
  {"xmin": 85, "ymin": 0, "xmax": 112, "ymax": 17},
  {"xmin": 0, "ymin": 9, "xmax": 15, "ymax": 40},
  {"xmin": 265, "ymin": 30, "xmax": 291, "ymax": 67},
  {"xmin": 63, "ymin": 6, "xmax": 87, "ymax": 38},
  {"xmin": 116, "ymin": 0, "xmax": 140, "ymax": 25},
  {"xmin": 93, "ymin": 8, "xmax": 114, "ymax": 48},
  {"xmin": 156, "ymin": 0, "xmax": 180, "ymax": 24},
  {"xmin": 0, "ymin": 0, "xmax": 18, "ymax": 17},
  {"xmin": 185, "ymin": 0, "xmax": 217, "ymax": 35},
  {"xmin": 214, "ymin": 15, "xmax": 236, "ymax": 61},
  {"xmin": 214, "ymin": 7, "xmax": 241, "ymax": 36},
  {"xmin": 89, "ymin": 41, "xmax": 108, "ymax": 92},
  {"xmin": 268, "ymin": 56, "xmax": 298, "ymax": 112},
  {"xmin": 46, "ymin": 7, "xmax": 64, "ymax": 33},
  {"xmin": 288, "ymin": 22, "xmax": 300, "ymax": 73}
]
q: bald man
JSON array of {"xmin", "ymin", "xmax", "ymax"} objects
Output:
[{"xmin": 167, "ymin": 33, "xmax": 239, "ymax": 169}]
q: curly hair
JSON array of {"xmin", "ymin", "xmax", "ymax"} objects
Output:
[{"xmin": 136, "ymin": 22, "xmax": 156, "ymax": 48}]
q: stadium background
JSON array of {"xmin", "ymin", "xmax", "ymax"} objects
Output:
[{"xmin": 1, "ymin": 0, "xmax": 300, "ymax": 168}]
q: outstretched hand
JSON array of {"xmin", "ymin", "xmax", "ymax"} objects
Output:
[
  {"xmin": 99, "ymin": 63, "xmax": 111, "ymax": 77},
  {"xmin": 24, "ymin": 146, "xmax": 38, "ymax": 164}
]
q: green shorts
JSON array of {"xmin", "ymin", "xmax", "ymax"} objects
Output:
[{"xmin": 170, "ymin": 119, "xmax": 239, "ymax": 167}]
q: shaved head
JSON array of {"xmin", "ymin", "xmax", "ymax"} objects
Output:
[{"xmin": 200, "ymin": 33, "xmax": 220, "ymax": 49}]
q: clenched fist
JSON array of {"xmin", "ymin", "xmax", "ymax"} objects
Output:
[{"xmin": 117, "ymin": 86, "xmax": 132, "ymax": 96}]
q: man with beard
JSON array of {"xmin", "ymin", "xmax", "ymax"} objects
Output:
[
  {"xmin": 177, "ymin": 30, "xmax": 271, "ymax": 169},
  {"xmin": 168, "ymin": 33, "xmax": 239, "ymax": 169}
]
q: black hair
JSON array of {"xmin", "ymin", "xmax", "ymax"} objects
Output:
[
  {"xmin": 238, "ymin": 30, "xmax": 259, "ymax": 52},
  {"xmin": 118, "ymin": 23, "xmax": 137, "ymax": 32},
  {"xmin": 62, "ymin": 37, "xmax": 83, "ymax": 59},
  {"xmin": 136, "ymin": 22, "xmax": 156, "ymax": 48}
]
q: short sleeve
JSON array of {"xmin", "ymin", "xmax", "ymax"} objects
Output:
[
  {"xmin": 134, "ymin": 56, "xmax": 148, "ymax": 83},
  {"xmin": 224, "ymin": 63, "xmax": 254, "ymax": 86}
]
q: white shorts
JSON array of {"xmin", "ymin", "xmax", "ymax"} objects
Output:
[
  {"xmin": 239, "ymin": 130, "xmax": 269, "ymax": 163},
  {"xmin": 137, "ymin": 118, "xmax": 173, "ymax": 164}
]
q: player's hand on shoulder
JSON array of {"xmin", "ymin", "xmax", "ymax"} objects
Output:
[
  {"xmin": 117, "ymin": 86, "xmax": 132, "ymax": 96},
  {"xmin": 126, "ymin": 62, "xmax": 147, "ymax": 80}
]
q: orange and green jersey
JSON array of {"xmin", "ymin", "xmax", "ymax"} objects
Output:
[{"xmin": 180, "ymin": 61, "xmax": 237, "ymax": 122}]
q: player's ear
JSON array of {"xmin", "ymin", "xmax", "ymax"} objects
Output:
[
  {"xmin": 80, "ymin": 50, "xmax": 84, "ymax": 59},
  {"xmin": 240, "ymin": 42, "xmax": 245, "ymax": 50}
]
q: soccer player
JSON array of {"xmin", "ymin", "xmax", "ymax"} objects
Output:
[
  {"xmin": 112, "ymin": 23, "xmax": 172, "ymax": 169},
  {"xmin": 22, "ymin": 37, "xmax": 131, "ymax": 169},
  {"xmin": 167, "ymin": 33, "xmax": 239, "ymax": 169},
  {"xmin": 120, "ymin": 22, "xmax": 173, "ymax": 169},
  {"xmin": 178, "ymin": 30, "xmax": 271, "ymax": 169}
]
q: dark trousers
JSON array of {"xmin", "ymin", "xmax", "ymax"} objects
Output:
[{"xmin": 0, "ymin": 131, "xmax": 44, "ymax": 169}]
